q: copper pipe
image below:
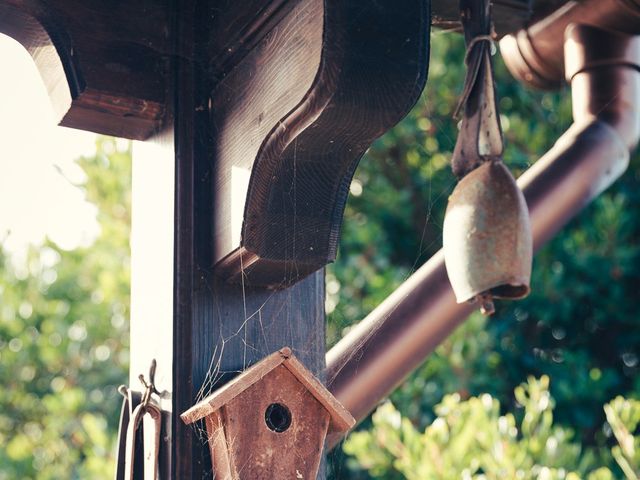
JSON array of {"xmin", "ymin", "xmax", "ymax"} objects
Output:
[
  {"xmin": 499, "ymin": 0, "xmax": 640, "ymax": 89},
  {"xmin": 326, "ymin": 25, "xmax": 640, "ymax": 447}
]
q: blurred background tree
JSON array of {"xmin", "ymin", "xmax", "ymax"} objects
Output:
[
  {"xmin": 0, "ymin": 137, "xmax": 130, "ymax": 479},
  {"xmin": 0, "ymin": 28, "xmax": 638, "ymax": 479}
]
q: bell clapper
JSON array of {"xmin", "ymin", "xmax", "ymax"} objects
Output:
[{"xmin": 476, "ymin": 293, "xmax": 495, "ymax": 315}]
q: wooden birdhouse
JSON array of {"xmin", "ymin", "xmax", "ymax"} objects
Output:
[{"xmin": 181, "ymin": 347, "xmax": 355, "ymax": 479}]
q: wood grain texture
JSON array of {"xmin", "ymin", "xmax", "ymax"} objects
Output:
[
  {"xmin": 0, "ymin": 0, "xmax": 170, "ymax": 139},
  {"xmin": 181, "ymin": 349, "xmax": 353, "ymax": 477},
  {"xmin": 213, "ymin": 0, "xmax": 432, "ymax": 288},
  {"xmin": 208, "ymin": 0, "xmax": 298, "ymax": 80},
  {"xmin": 174, "ymin": 28, "xmax": 328, "ymax": 469},
  {"xmin": 220, "ymin": 365, "xmax": 330, "ymax": 479},
  {"xmin": 211, "ymin": 0, "xmax": 324, "ymax": 278},
  {"xmin": 205, "ymin": 413, "xmax": 233, "ymax": 480},
  {"xmin": 281, "ymin": 354, "xmax": 354, "ymax": 433},
  {"xmin": 185, "ymin": 273, "xmax": 326, "ymax": 477}
]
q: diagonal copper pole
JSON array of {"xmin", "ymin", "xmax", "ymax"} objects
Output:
[{"xmin": 325, "ymin": 25, "xmax": 640, "ymax": 448}]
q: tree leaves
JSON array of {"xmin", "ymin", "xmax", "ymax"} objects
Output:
[
  {"xmin": 0, "ymin": 137, "xmax": 130, "ymax": 479},
  {"xmin": 344, "ymin": 378, "xmax": 640, "ymax": 479}
]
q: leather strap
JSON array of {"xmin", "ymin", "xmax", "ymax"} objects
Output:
[
  {"xmin": 452, "ymin": 0, "xmax": 503, "ymax": 178},
  {"xmin": 114, "ymin": 392, "xmax": 130, "ymax": 480}
]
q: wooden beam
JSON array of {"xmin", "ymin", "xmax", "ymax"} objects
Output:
[
  {"xmin": 0, "ymin": 0, "xmax": 170, "ymax": 139},
  {"xmin": 0, "ymin": 0, "xmax": 570, "ymax": 140}
]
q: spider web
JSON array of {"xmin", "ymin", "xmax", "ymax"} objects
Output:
[
  {"xmin": 187, "ymin": 29, "xmax": 454, "ymax": 479},
  {"xmin": 187, "ymin": 25, "xmax": 565, "ymax": 478}
]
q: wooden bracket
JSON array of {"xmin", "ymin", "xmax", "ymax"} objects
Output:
[
  {"xmin": 210, "ymin": 0, "xmax": 431, "ymax": 288},
  {"xmin": 0, "ymin": 0, "xmax": 170, "ymax": 139}
]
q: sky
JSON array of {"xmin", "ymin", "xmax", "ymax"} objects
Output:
[{"xmin": 0, "ymin": 33, "xmax": 100, "ymax": 256}]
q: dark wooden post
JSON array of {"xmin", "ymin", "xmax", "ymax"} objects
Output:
[
  {"xmin": 0, "ymin": 1, "xmax": 430, "ymax": 477},
  {"xmin": 129, "ymin": 4, "xmax": 328, "ymax": 477},
  {"xmin": 161, "ymin": 2, "xmax": 430, "ymax": 476},
  {"xmin": 134, "ymin": 4, "xmax": 430, "ymax": 476}
]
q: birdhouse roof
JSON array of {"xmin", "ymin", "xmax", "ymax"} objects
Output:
[{"xmin": 181, "ymin": 347, "xmax": 355, "ymax": 433}]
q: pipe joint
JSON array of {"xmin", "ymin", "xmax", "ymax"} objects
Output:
[
  {"xmin": 499, "ymin": 0, "xmax": 640, "ymax": 90},
  {"xmin": 565, "ymin": 25, "xmax": 640, "ymax": 150}
]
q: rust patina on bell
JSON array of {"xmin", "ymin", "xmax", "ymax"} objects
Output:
[{"xmin": 443, "ymin": 161, "xmax": 532, "ymax": 314}]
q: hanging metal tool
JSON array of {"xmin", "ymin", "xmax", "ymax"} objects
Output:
[
  {"xmin": 443, "ymin": 0, "xmax": 532, "ymax": 315},
  {"xmin": 116, "ymin": 360, "xmax": 162, "ymax": 480}
]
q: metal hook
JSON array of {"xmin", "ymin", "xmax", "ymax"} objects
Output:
[
  {"xmin": 117, "ymin": 385, "xmax": 130, "ymax": 402},
  {"xmin": 118, "ymin": 359, "xmax": 160, "ymax": 407},
  {"xmin": 139, "ymin": 358, "xmax": 159, "ymax": 408},
  {"xmin": 148, "ymin": 358, "xmax": 157, "ymax": 385}
]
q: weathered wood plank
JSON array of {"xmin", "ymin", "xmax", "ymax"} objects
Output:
[
  {"xmin": 221, "ymin": 365, "xmax": 330, "ymax": 479},
  {"xmin": 182, "ymin": 349, "xmax": 354, "ymax": 478}
]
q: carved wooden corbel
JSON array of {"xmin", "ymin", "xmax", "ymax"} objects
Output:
[{"xmin": 211, "ymin": 0, "xmax": 432, "ymax": 288}]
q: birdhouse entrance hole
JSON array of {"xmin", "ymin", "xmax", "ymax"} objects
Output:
[{"xmin": 265, "ymin": 403, "xmax": 292, "ymax": 432}]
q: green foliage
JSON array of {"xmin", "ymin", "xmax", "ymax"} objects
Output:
[
  {"xmin": 0, "ymin": 137, "xmax": 130, "ymax": 479},
  {"xmin": 605, "ymin": 397, "xmax": 640, "ymax": 479},
  {"xmin": 329, "ymin": 30, "xmax": 640, "ymax": 478},
  {"xmin": 344, "ymin": 378, "xmax": 640, "ymax": 480}
]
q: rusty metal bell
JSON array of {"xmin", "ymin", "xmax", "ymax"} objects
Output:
[{"xmin": 443, "ymin": 161, "xmax": 532, "ymax": 314}]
